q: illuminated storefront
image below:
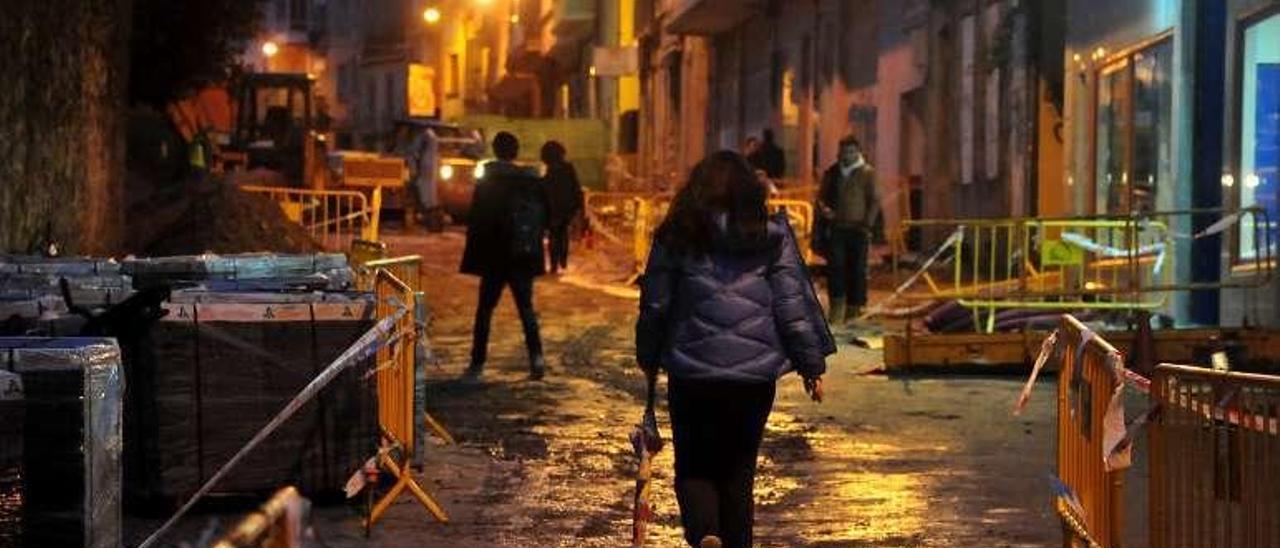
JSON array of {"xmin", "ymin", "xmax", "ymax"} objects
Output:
[{"xmin": 1235, "ymin": 7, "xmax": 1280, "ymax": 260}]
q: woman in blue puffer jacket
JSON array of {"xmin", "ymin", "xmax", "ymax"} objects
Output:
[{"xmin": 636, "ymin": 150, "xmax": 833, "ymax": 548}]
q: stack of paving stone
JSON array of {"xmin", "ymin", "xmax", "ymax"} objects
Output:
[
  {"xmin": 122, "ymin": 253, "xmax": 354, "ymax": 292},
  {"xmin": 132, "ymin": 289, "xmax": 378, "ymax": 504},
  {"xmin": 0, "ymin": 257, "xmax": 132, "ymax": 336}
]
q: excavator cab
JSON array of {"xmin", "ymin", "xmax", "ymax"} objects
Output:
[{"xmin": 231, "ymin": 73, "xmax": 324, "ymax": 187}]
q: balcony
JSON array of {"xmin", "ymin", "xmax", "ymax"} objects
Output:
[{"xmin": 664, "ymin": 0, "xmax": 765, "ymax": 36}]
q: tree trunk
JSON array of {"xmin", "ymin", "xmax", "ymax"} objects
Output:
[{"xmin": 0, "ymin": 0, "xmax": 131, "ymax": 255}]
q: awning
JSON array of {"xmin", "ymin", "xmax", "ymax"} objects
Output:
[{"xmin": 664, "ymin": 0, "xmax": 765, "ymax": 36}]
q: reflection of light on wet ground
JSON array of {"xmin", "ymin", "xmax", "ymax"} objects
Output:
[{"xmin": 755, "ymin": 412, "xmax": 933, "ymax": 546}]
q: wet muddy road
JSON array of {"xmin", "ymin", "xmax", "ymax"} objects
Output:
[{"xmin": 276, "ymin": 230, "xmax": 1058, "ymax": 547}]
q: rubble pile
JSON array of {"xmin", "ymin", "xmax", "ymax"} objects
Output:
[{"xmin": 129, "ymin": 177, "xmax": 320, "ymax": 256}]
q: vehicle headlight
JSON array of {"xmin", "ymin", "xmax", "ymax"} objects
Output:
[
  {"xmin": 439, "ymin": 164, "xmax": 454, "ymax": 181},
  {"xmin": 473, "ymin": 163, "xmax": 486, "ymax": 180}
]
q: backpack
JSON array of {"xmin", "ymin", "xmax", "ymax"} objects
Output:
[{"xmin": 509, "ymin": 186, "xmax": 547, "ymax": 259}]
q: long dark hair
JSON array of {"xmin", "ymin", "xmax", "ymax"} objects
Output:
[{"xmin": 655, "ymin": 150, "xmax": 769, "ymax": 256}]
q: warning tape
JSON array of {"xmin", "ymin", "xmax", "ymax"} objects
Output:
[
  {"xmin": 1168, "ymin": 211, "xmax": 1244, "ymax": 240},
  {"xmin": 1058, "ymin": 232, "xmax": 1169, "ymax": 275},
  {"xmin": 1012, "ymin": 323, "xmax": 1153, "ymax": 471},
  {"xmin": 859, "ymin": 228, "xmax": 964, "ymax": 321},
  {"xmin": 138, "ymin": 303, "xmax": 407, "ymax": 548},
  {"xmin": 1013, "ymin": 330, "xmax": 1059, "ymax": 415}
]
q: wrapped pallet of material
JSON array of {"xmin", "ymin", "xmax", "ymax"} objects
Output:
[
  {"xmin": 0, "ymin": 338, "xmax": 123, "ymax": 548},
  {"xmin": 123, "ymin": 253, "xmax": 353, "ymax": 291},
  {"xmin": 0, "ymin": 260, "xmax": 133, "ymax": 311},
  {"xmin": 0, "ymin": 257, "xmax": 121, "ymax": 277},
  {"xmin": 136, "ymin": 292, "xmax": 377, "ymax": 503},
  {"xmin": 0, "ymin": 369, "xmax": 23, "ymax": 547}
]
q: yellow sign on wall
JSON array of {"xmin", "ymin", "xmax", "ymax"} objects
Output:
[{"xmin": 407, "ymin": 64, "xmax": 437, "ymax": 117}]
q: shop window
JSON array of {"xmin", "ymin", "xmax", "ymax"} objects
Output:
[
  {"xmin": 1094, "ymin": 38, "xmax": 1173, "ymax": 215},
  {"xmin": 1237, "ymin": 10, "xmax": 1280, "ymax": 260}
]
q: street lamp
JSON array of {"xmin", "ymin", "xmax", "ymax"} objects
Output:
[
  {"xmin": 423, "ymin": 7, "xmax": 441, "ymax": 24},
  {"xmin": 262, "ymin": 41, "xmax": 279, "ymax": 57}
]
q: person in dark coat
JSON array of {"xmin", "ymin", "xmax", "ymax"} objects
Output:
[
  {"xmin": 746, "ymin": 129, "xmax": 786, "ymax": 179},
  {"xmin": 636, "ymin": 151, "xmax": 830, "ymax": 548},
  {"xmin": 540, "ymin": 140, "xmax": 584, "ymax": 274},
  {"xmin": 461, "ymin": 131, "xmax": 549, "ymax": 381},
  {"xmin": 816, "ymin": 135, "xmax": 880, "ymax": 324}
]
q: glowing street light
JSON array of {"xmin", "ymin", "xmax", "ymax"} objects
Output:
[
  {"xmin": 423, "ymin": 7, "xmax": 441, "ymax": 24},
  {"xmin": 262, "ymin": 41, "xmax": 280, "ymax": 57}
]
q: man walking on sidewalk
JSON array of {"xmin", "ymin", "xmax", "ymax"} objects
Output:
[
  {"xmin": 461, "ymin": 131, "xmax": 549, "ymax": 381},
  {"xmin": 817, "ymin": 136, "xmax": 880, "ymax": 324}
]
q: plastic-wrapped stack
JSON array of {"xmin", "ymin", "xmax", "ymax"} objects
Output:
[
  {"xmin": 0, "ymin": 367, "xmax": 23, "ymax": 547},
  {"xmin": 0, "ymin": 338, "xmax": 123, "ymax": 548},
  {"xmin": 0, "ymin": 257, "xmax": 132, "ymax": 337},
  {"xmin": 0, "ymin": 253, "xmax": 379, "ymax": 509},
  {"xmin": 122, "ymin": 253, "xmax": 353, "ymax": 291},
  {"xmin": 133, "ymin": 289, "xmax": 378, "ymax": 503}
]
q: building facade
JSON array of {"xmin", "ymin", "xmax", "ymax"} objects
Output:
[
  {"xmin": 653, "ymin": 0, "xmax": 1059, "ymax": 231},
  {"xmin": 1059, "ymin": 0, "xmax": 1280, "ymax": 326}
]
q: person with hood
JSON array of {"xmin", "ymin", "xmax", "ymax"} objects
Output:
[
  {"xmin": 540, "ymin": 140, "xmax": 584, "ymax": 274},
  {"xmin": 636, "ymin": 151, "xmax": 832, "ymax": 548},
  {"xmin": 816, "ymin": 135, "xmax": 880, "ymax": 324},
  {"xmin": 461, "ymin": 131, "xmax": 550, "ymax": 381}
]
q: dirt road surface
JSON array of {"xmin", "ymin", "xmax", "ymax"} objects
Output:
[
  {"xmin": 123, "ymin": 229, "xmax": 1066, "ymax": 547},
  {"xmin": 300, "ymin": 230, "xmax": 1062, "ymax": 548}
]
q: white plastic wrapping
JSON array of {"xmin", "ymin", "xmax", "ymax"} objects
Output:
[
  {"xmin": 122, "ymin": 252, "xmax": 353, "ymax": 290},
  {"xmin": 2, "ymin": 337, "xmax": 123, "ymax": 548}
]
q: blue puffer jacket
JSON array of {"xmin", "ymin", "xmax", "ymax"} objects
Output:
[{"xmin": 636, "ymin": 216, "xmax": 831, "ymax": 383}]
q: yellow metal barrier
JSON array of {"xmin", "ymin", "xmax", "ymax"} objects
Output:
[
  {"xmin": 773, "ymin": 183, "xmax": 819, "ymax": 202},
  {"xmin": 241, "ymin": 184, "xmax": 379, "ymax": 250},
  {"xmin": 769, "ymin": 199, "xmax": 815, "ymax": 263},
  {"xmin": 351, "ymin": 252, "xmax": 453, "ymax": 449},
  {"xmin": 897, "ymin": 217, "xmax": 1172, "ymax": 310},
  {"xmin": 212, "ymin": 486, "xmax": 308, "ymax": 548},
  {"xmin": 1149, "ymin": 364, "xmax": 1280, "ymax": 547},
  {"xmin": 585, "ymin": 190, "xmax": 819, "ymax": 281},
  {"xmin": 364, "ymin": 255, "xmax": 424, "ymax": 292},
  {"xmin": 1056, "ymin": 315, "xmax": 1127, "ymax": 548},
  {"xmin": 883, "ymin": 210, "xmax": 1272, "ymax": 332},
  {"xmin": 368, "ymin": 268, "xmax": 449, "ymax": 528}
]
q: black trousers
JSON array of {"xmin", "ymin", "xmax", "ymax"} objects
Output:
[
  {"xmin": 469, "ymin": 274, "xmax": 543, "ymax": 367},
  {"xmin": 549, "ymin": 223, "xmax": 571, "ymax": 272},
  {"xmin": 667, "ymin": 377, "xmax": 776, "ymax": 548},
  {"xmin": 828, "ymin": 226, "xmax": 869, "ymax": 308}
]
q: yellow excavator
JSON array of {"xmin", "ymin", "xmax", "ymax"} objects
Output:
[{"xmin": 167, "ymin": 72, "xmax": 335, "ymax": 188}]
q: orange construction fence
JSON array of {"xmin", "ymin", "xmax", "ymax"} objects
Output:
[
  {"xmin": 212, "ymin": 486, "xmax": 308, "ymax": 548},
  {"xmin": 1055, "ymin": 315, "xmax": 1129, "ymax": 548},
  {"xmin": 1149, "ymin": 364, "xmax": 1280, "ymax": 547},
  {"xmin": 367, "ymin": 266, "xmax": 452, "ymax": 529}
]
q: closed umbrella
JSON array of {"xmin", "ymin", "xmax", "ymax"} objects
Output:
[{"xmin": 630, "ymin": 371, "xmax": 663, "ymax": 547}]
